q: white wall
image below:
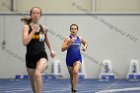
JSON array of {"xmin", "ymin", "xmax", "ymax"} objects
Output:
[
  {"xmin": 0, "ymin": 14, "xmax": 140, "ymax": 79},
  {"xmin": 96, "ymin": 0, "xmax": 140, "ymax": 12},
  {"xmin": 0, "ymin": 0, "xmax": 11, "ymax": 12},
  {"xmin": 0, "ymin": 0, "xmax": 92, "ymax": 13},
  {"xmin": 1, "ymin": 0, "xmax": 140, "ymax": 12}
]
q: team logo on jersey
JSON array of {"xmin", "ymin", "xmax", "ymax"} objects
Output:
[{"xmin": 32, "ymin": 32, "xmax": 45, "ymax": 42}]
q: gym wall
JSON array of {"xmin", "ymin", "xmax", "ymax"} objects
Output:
[
  {"xmin": 1, "ymin": 0, "xmax": 140, "ymax": 12},
  {"xmin": 0, "ymin": 14, "xmax": 140, "ymax": 79},
  {"xmin": 0, "ymin": 0, "xmax": 140, "ymax": 79}
]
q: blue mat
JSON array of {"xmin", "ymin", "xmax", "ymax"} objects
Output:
[{"xmin": 0, "ymin": 79, "xmax": 140, "ymax": 93}]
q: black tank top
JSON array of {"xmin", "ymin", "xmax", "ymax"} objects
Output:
[{"xmin": 26, "ymin": 25, "xmax": 46, "ymax": 56}]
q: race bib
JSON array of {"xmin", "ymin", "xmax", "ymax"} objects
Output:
[{"xmin": 39, "ymin": 33, "xmax": 45, "ymax": 42}]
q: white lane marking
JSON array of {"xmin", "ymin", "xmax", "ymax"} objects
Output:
[
  {"xmin": 96, "ymin": 87, "xmax": 140, "ymax": 93},
  {"xmin": 103, "ymin": 80, "xmax": 119, "ymax": 90}
]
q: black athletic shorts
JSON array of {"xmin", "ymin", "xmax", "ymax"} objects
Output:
[{"xmin": 26, "ymin": 51, "xmax": 48, "ymax": 69}]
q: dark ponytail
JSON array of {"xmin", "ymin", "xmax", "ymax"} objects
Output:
[{"xmin": 21, "ymin": 17, "xmax": 31, "ymax": 25}]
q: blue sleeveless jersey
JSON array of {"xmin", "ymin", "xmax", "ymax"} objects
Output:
[{"xmin": 66, "ymin": 35, "xmax": 82, "ymax": 67}]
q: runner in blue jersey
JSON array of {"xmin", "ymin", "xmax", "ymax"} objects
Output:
[{"xmin": 62, "ymin": 24, "xmax": 88, "ymax": 93}]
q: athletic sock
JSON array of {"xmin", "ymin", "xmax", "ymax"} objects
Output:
[
  {"xmin": 71, "ymin": 88, "xmax": 73, "ymax": 92},
  {"xmin": 73, "ymin": 90, "xmax": 77, "ymax": 93}
]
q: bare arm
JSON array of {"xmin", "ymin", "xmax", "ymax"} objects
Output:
[
  {"xmin": 45, "ymin": 34, "xmax": 52, "ymax": 52},
  {"xmin": 79, "ymin": 36, "xmax": 88, "ymax": 51},
  {"xmin": 44, "ymin": 26, "xmax": 56, "ymax": 58},
  {"xmin": 61, "ymin": 37, "xmax": 75, "ymax": 52},
  {"xmin": 22, "ymin": 25, "xmax": 36, "ymax": 46}
]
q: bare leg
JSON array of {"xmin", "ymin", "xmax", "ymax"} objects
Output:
[
  {"xmin": 34, "ymin": 58, "xmax": 47, "ymax": 93},
  {"xmin": 67, "ymin": 67, "xmax": 74, "ymax": 91},
  {"xmin": 73, "ymin": 61, "xmax": 80, "ymax": 91},
  {"xmin": 27, "ymin": 68, "xmax": 36, "ymax": 93}
]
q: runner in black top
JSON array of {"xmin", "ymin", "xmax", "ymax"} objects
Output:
[{"xmin": 21, "ymin": 7, "xmax": 56, "ymax": 93}]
